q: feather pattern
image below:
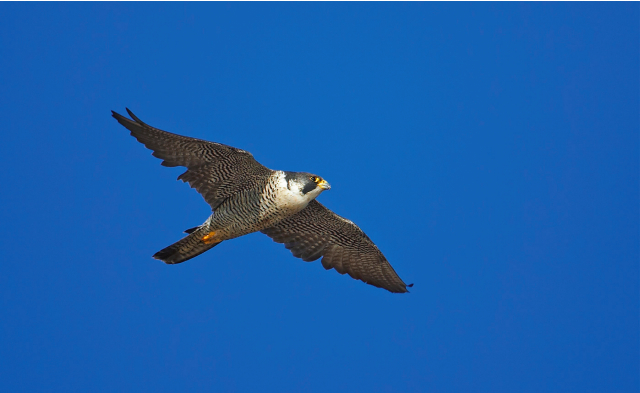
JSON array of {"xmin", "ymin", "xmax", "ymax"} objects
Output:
[
  {"xmin": 112, "ymin": 108, "xmax": 272, "ymax": 210},
  {"xmin": 262, "ymin": 200, "xmax": 410, "ymax": 293}
]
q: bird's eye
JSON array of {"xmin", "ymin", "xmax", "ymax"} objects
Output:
[{"xmin": 310, "ymin": 176, "xmax": 318, "ymax": 182}]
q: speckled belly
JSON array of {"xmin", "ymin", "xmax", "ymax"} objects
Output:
[{"xmin": 204, "ymin": 185, "xmax": 306, "ymax": 242}]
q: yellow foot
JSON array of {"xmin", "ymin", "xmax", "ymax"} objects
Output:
[{"xmin": 201, "ymin": 231, "xmax": 217, "ymax": 244}]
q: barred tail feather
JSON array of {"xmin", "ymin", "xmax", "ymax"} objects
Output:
[{"xmin": 153, "ymin": 227, "xmax": 221, "ymax": 264}]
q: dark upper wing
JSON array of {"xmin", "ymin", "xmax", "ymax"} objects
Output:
[
  {"xmin": 261, "ymin": 200, "xmax": 411, "ymax": 293},
  {"xmin": 112, "ymin": 108, "xmax": 272, "ymax": 210}
]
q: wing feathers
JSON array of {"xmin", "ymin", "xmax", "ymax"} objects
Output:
[
  {"xmin": 112, "ymin": 109, "xmax": 272, "ymax": 210},
  {"xmin": 262, "ymin": 200, "xmax": 410, "ymax": 293}
]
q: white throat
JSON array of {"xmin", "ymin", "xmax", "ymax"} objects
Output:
[{"xmin": 274, "ymin": 171, "xmax": 322, "ymax": 213}]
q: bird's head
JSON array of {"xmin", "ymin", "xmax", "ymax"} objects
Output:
[{"xmin": 285, "ymin": 171, "xmax": 331, "ymax": 199}]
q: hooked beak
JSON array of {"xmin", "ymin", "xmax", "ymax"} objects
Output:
[{"xmin": 318, "ymin": 179, "xmax": 331, "ymax": 190}]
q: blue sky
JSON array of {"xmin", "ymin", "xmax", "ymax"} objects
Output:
[{"xmin": 0, "ymin": 3, "xmax": 637, "ymax": 392}]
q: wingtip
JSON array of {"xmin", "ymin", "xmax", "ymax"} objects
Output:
[
  {"xmin": 126, "ymin": 108, "xmax": 145, "ymax": 124},
  {"xmin": 393, "ymin": 283, "xmax": 413, "ymax": 293},
  {"xmin": 112, "ymin": 107, "xmax": 150, "ymax": 129}
]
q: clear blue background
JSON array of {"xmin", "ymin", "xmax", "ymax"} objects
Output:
[{"xmin": 1, "ymin": 3, "xmax": 637, "ymax": 392}]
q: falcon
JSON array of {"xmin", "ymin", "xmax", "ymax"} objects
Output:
[{"xmin": 112, "ymin": 109, "xmax": 412, "ymax": 293}]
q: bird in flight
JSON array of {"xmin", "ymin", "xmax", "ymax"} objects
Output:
[{"xmin": 112, "ymin": 109, "xmax": 411, "ymax": 293}]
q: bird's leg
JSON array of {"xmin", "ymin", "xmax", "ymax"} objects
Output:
[{"xmin": 201, "ymin": 231, "xmax": 217, "ymax": 244}]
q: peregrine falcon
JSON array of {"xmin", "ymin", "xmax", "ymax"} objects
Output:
[{"xmin": 112, "ymin": 109, "xmax": 412, "ymax": 293}]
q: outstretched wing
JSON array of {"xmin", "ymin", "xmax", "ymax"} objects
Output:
[
  {"xmin": 261, "ymin": 200, "xmax": 411, "ymax": 293},
  {"xmin": 112, "ymin": 108, "xmax": 272, "ymax": 210}
]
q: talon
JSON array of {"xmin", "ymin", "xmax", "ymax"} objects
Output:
[{"xmin": 201, "ymin": 232, "xmax": 216, "ymax": 244}]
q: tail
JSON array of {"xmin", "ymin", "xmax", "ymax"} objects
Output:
[{"xmin": 153, "ymin": 226, "xmax": 222, "ymax": 264}]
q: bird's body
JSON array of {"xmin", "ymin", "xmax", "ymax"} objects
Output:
[
  {"xmin": 208, "ymin": 171, "xmax": 324, "ymax": 240},
  {"xmin": 112, "ymin": 108, "xmax": 411, "ymax": 293}
]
